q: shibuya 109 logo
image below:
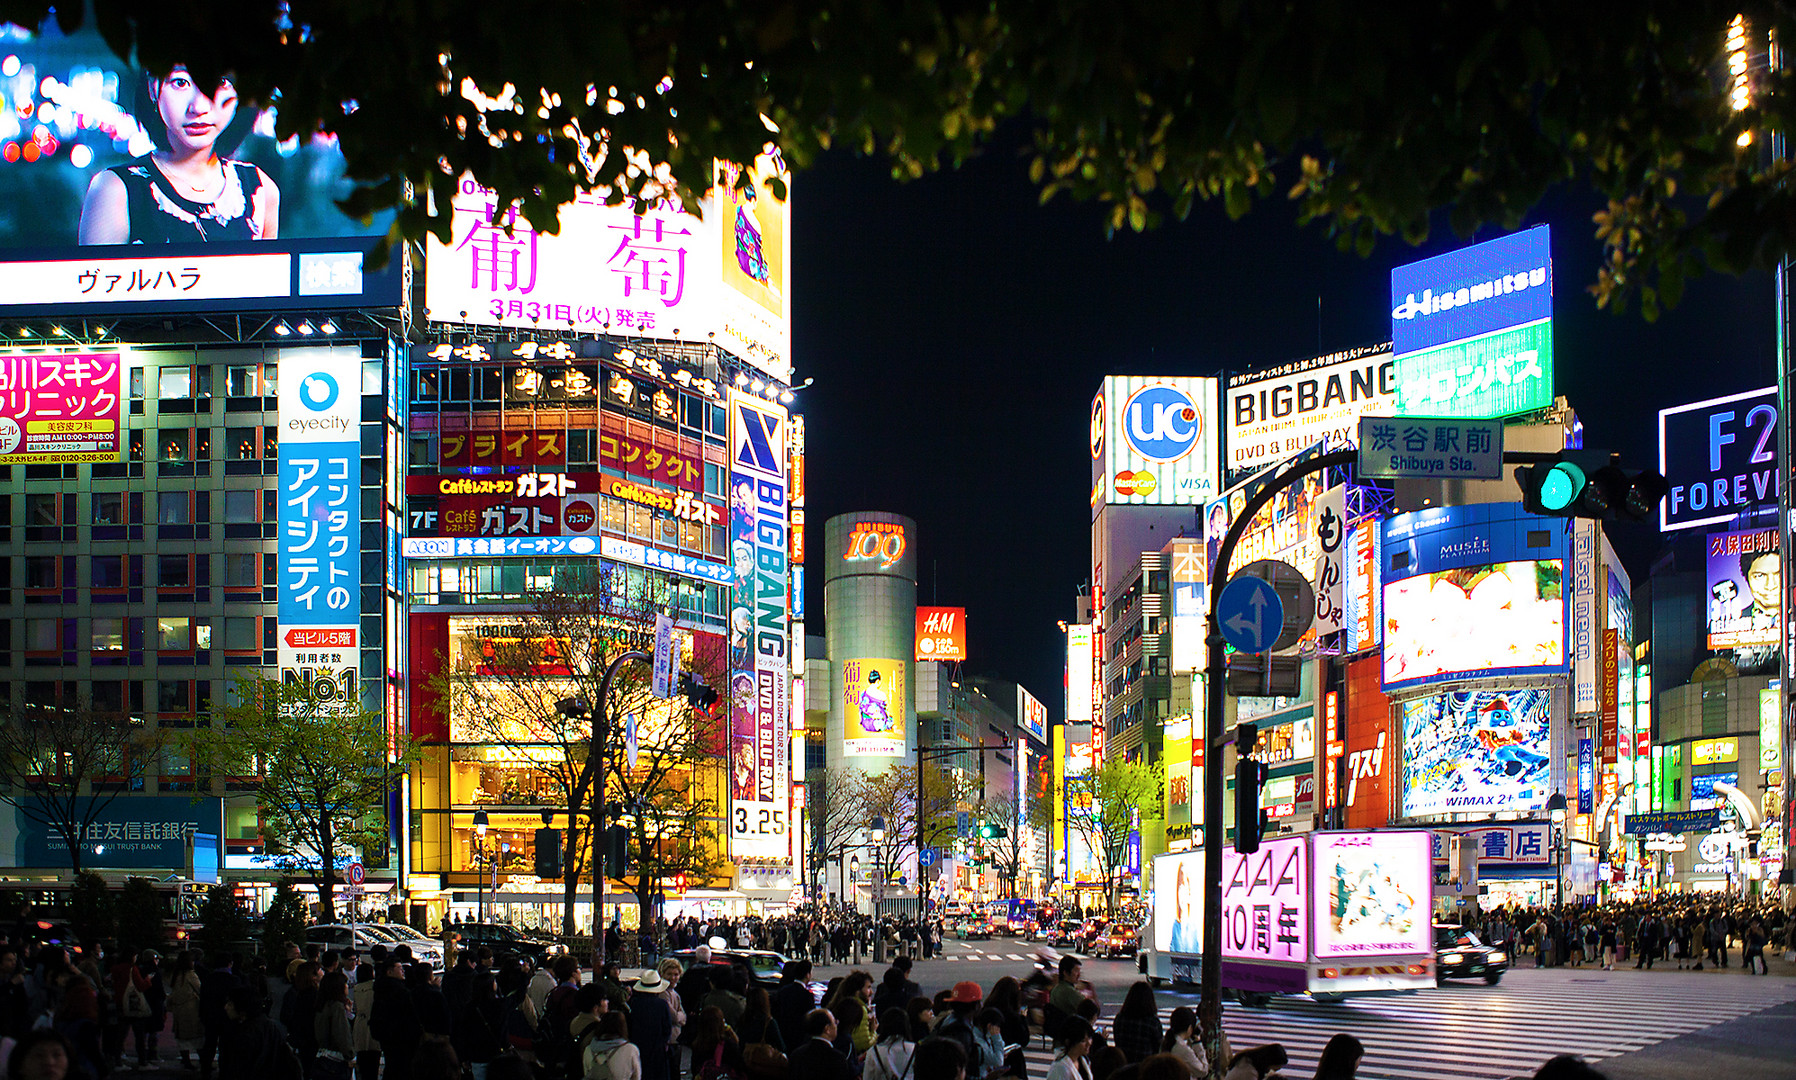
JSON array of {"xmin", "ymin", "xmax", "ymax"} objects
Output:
[{"xmin": 1123, "ymin": 383, "xmax": 1202, "ymax": 463}]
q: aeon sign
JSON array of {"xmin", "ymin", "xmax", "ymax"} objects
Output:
[{"xmin": 1123, "ymin": 383, "xmax": 1203, "ymax": 463}]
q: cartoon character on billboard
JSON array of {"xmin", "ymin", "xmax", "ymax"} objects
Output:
[
  {"xmin": 857, "ymin": 669, "xmax": 893, "ymax": 733},
  {"xmin": 80, "ymin": 68, "xmax": 280, "ymax": 244},
  {"xmin": 1471, "ymin": 695, "xmax": 1548, "ymax": 779}
]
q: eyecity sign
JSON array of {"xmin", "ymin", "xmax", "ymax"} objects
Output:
[{"xmin": 1390, "ymin": 226, "xmax": 1554, "ymax": 419}]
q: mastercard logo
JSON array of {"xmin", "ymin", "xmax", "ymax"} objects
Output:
[
  {"xmin": 564, "ymin": 502, "xmax": 597, "ymax": 532},
  {"xmin": 1114, "ymin": 470, "xmax": 1158, "ymax": 497}
]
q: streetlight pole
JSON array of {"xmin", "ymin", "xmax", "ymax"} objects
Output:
[
  {"xmin": 1547, "ymin": 792, "xmax": 1568, "ymax": 909},
  {"xmin": 472, "ymin": 809, "xmax": 490, "ymax": 923},
  {"xmin": 871, "ymin": 815, "xmax": 887, "ymax": 962}
]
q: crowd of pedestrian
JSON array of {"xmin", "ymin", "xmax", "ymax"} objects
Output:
[{"xmin": 1454, "ymin": 897, "xmax": 1788, "ymax": 974}]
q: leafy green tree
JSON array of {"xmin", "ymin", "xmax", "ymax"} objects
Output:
[
  {"xmin": 196, "ymin": 883, "xmax": 248, "ymax": 959},
  {"xmin": 68, "ymin": 871, "xmax": 114, "ymax": 947},
  {"xmin": 116, "ymin": 877, "xmax": 165, "ymax": 954},
  {"xmin": 1063, "ymin": 757, "xmax": 1163, "ymax": 918},
  {"xmin": 263, "ymin": 882, "xmax": 309, "ymax": 958},
  {"xmin": 0, "ymin": 1, "xmax": 1778, "ymax": 314},
  {"xmin": 190, "ymin": 674, "xmax": 414, "ymax": 925}
]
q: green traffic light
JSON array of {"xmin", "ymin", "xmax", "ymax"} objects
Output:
[{"xmin": 1539, "ymin": 461, "xmax": 1585, "ymax": 511}]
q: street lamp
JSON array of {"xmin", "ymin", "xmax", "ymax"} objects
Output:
[
  {"xmin": 472, "ymin": 809, "xmax": 490, "ymax": 923},
  {"xmin": 1546, "ymin": 792, "xmax": 1568, "ymax": 909},
  {"xmin": 870, "ymin": 816, "xmax": 888, "ymax": 963}
]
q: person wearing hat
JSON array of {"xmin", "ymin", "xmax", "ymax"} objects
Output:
[
  {"xmin": 932, "ymin": 981, "xmax": 984, "ymax": 1063},
  {"xmin": 628, "ymin": 970, "xmax": 675, "ymax": 1080}
]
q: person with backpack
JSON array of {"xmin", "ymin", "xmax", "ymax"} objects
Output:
[
  {"xmin": 692, "ymin": 1006, "xmax": 744, "ymax": 1080},
  {"xmin": 931, "ymin": 983, "xmax": 983, "ymax": 1062},
  {"xmin": 863, "ymin": 1009, "xmax": 914, "ymax": 1080},
  {"xmin": 585, "ymin": 1013, "xmax": 642, "ymax": 1080}
]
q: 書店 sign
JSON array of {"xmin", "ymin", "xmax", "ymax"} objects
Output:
[{"xmin": 1356, "ymin": 416, "xmax": 1504, "ymax": 480}]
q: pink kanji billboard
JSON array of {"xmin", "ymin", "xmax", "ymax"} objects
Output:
[{"xmin": 0, "ymin": 352, "xmax": 126, "ymax": 463}]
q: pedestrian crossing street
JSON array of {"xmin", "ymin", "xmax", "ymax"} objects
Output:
[{"xmin": 1017, "ymin": 973, "xmax": 1796, "ymax": 1080}]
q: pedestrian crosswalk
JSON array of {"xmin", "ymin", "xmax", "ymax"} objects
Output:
[{"xmin": 1017, "ymin": 972, "xmax": 1796, "ymax": 1080}]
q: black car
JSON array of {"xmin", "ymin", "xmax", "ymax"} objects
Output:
[
  {"xmin": 1048, "ymin": 920, "xmax": 1083, "ymax": 948},
  {"xmin": 452, "ymin": 922, "xmax": 567, "ymax": 963},
  {"xmin": 1434, "ymin": 925, "xmax": 1508, "ymax": 985}
]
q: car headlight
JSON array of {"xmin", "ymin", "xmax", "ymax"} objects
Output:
[
  {"xmin": 1489, "ymin": 952, "xmax": 1506, "ymax": 963},
  {"xmin": 1441, "ymin": 953, "xmax": 1463, "ymax": 965}
]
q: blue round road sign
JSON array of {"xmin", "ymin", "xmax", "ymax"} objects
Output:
[
  {"xmin": 918, "ymin": 848, "xmax": 937, "ymax": 867},
  {"xmin": 1217, "ymin": 574, "xmax": 1284, "ymax": 653}
]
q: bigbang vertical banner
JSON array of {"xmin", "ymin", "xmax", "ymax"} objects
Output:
[
  {"xmin": 1706, "ymin": 527, "xmax": 1781, "ymax": 649},
  {"xmin": 728, "ymin": 389, "xmax": 790, "ymax": 856},
  {"xmin": 278, "ymin": 348, "xmax": 361, "ymax": 699},
  {"xmin": 0, "ymin": 352, "xmax": 126, "ymax": 462}
]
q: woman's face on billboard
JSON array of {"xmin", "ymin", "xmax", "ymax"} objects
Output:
[{"xmin": 154, "ymin": 68, "xmax": 238, "ymax": 156}]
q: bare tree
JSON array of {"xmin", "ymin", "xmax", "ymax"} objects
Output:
[
  {"xmin": 1063, "ymin": 757, "xmax": 1164, "ymax": 918},
  {"xmin": 190, "ymin": 674, "xmax": 412, "ymax": 924},
  {"xmin": 976, "ymin": 793, "xmax": 1029, "ymax": 898},
  {"xmin": 0, "ymin": 697, "xmax": 166, "ymax": 876},
  {"xmin": 811, "ymin": 767, "xmax": 870, "ymax": 902}
]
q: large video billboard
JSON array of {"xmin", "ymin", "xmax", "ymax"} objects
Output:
[
  {"xmin": 0, "ymin": 18, "xmax": 396, "ymax": 314},
  {"xmin": 727, "ymin": 389, "xmax": 790, "ymax": 855},
  {"xmin": 425, "ymin": 155, "xmax": 792, "ymax": 381},
  {"xmin": 1658, "ymin": 387, "xmax": 1779, "ymax": 532},
  {"xmin": 277, "ymin": 348, "xmax": 361, "ymax": 701},
  {"xmin": 1390, "ymin": 226, "xmax": 1553, "ymax": 418},
  {"xmin": 1380, "ymin": 504, "xmax": 1566, "ymax": 690},
  {"xmin": 1312, "ymin": 831, "xmax": 1430, "ymax": 958},
  {"xmin": 842, "ymin": 657, "xmax": 906, "ymax": 757},
  {"xmin": 1400, "ymin": 688, "xmax": 1553, "ymax": 817},
  {"xmin": 1227, "ymin": 344, "xmax": 1395, "ymax": 472},
  {"xmin": 1092, "ymin": 376, "xmax": 1220, "ymax": 509},
  {"xmin": 1707, "ymin": 527, "xmax": 1781, "ymax": 649}
]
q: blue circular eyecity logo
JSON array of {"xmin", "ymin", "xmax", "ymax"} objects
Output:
[
  {"xmin": 1122, "ymin": 383, "xmax": 1202, "ymax": 463},
  {"xmin": 299, "ymin": 372, "xmax": 340, "ymax": 412}
]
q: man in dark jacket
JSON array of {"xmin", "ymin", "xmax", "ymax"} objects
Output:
[
  {"xmin": 789, "ymin": 1009, "xmax": 854, "ymax": 1080},
  {"xmin": 408, "ymin": 963, "xmax": 453, "ymax": 1036},
  {"xmin": 218, "ymin": 986, "xmax": 288, "ymax": 1080},
  {"xmin": 773, "ymin": 961, "xmax": 814, "ymax": 1050},
  {"xmin": 871, "ymin": 959, "xmax": 920, "ymax": 1017},
  {"xmin": 198, "ymin": 953, "xmax": 239, "ymax": 1080},
  {"xmin": 369, "ymin": 958, "xmax": 422, "ymax": 1080},
  {"xmin": 628, "ymin": 971, "xmax": 676, "ymax": 1080},
  {"xmin": 440, "ymin": 952, "xmax": 476, "ymax": 1019}
]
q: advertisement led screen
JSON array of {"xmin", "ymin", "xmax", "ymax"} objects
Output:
[
  {"xmin": 277, "ymin": 348, "xmax": 361, "ymax": 695},
  {"xmin": 915, "ymin": 606, "xmax": 967, "ymax": 661},
  {"xmin": 1092, "ymin": 376, "xmax": 1220, "ymax": 509},
  {"xmin": 1017, "ymin": 686, "xmax": 1048, "ymax": 745},
  {"xmin": 1153, "ymin": 850, "xmax": 1206, "ymax": 954},
  {"xmin": 842, "ymin": 657, "xmax": 906, "ymax": 757},
  {"xmin": 1390, "ymin": 227, "xmax": 1554, "ymax": 419},
  {"xmin": 1657, "ymin": 387, "xmax": 1778, "ymax": 532},
  {"xmin": 0, "ymin": 18, "xmax": 395, "ymax": 314},
  {"xmin": 1706, "ymin": 527, "xmax": 1780, "ymax": 649},
  {"xmin": 1227, "ymin": 344, "xmax": 1395, "ymax": 472},
  {"xmin": 1312, "ymin": 830, "xmax": 1431, "ymax": 958},
  {"xmin": 1067, "ymin": 625, "xmax": 1095, "ymax": 724},
  {"xmin": 1381, "ymin": 504, "xmax": 1567, "ymax": 690},
  {"xmin": 727, "ymin": 389, "xmax": 790, "ymax": 855},
  {"xmin": 1400, "ymin": 688, "xmax": 1552, "ymax": 816},
  {"xmin": 0, "ymin": 351, "xmax": 126, "ymax": 462},
  {"xmin": 1219, "ymin": 835, "xmax": 1309, "ymax": 990}
]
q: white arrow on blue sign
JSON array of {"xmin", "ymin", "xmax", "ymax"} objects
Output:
[
  {"xmin": 918, "ymin": 848, "xmax": 937, "ymax": 867},
  {"xmin": 1217, "ymin": 574, "xmax": 1284, "ymax": 653}
]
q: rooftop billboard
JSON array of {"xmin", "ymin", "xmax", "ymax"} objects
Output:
[{"xmin": 1091, "ymin": 376, "xmax": 1220, "ymax": 511}]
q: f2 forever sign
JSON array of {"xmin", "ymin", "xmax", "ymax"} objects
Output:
[{"xmin": 1658, "ymin": 387, "xmax": 1779, "ymax": 532}]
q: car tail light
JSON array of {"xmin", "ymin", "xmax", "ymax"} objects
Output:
[
  {"xmin": 1406, "ymin": 964, "xmax": 1426, "ymax": 975},
  {"xmin": 1318, "ymin": 968, "xmax": 1338, "ymax": 979}
]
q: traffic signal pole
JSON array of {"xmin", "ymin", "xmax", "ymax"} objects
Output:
[{"xmin": 1198, "ymin": 446, "xmax": 1566, "ymax": 1077}]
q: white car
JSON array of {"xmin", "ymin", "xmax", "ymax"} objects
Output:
[{"xmin": 307, "ymin": 924, "xmax": 445, "ymax": 970}]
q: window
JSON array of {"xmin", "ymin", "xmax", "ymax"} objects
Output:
[
  {"xmin": 158, "ymin": 367, "xmax": 192, "ymax": 399},
  {"xmin": 194, "ymin": 620, "xmax": 212, "ymax": 649},
  {"xmin": 158, "ymin": 492, "xmax": 190, "ymax": 524},
  {"xmin": 626, "ymin": 502, "xmax": 652, "ymax": 539},
  {"xmin": 24, "ymin": 493, "xmax": 56, "ymax": 526},
  {"xmin": 24, "ymin": 556, "xmax": 56, "ymax": 588},
  {"xmin": 92, "ymin": 618, "xmax": 124, "ymax": 651},
  {"xmin": 158, "ymin": 555, "xmax": 190, "ymax": 587},
  {"xmin": 408, "ymin": 434, "xmax": 436, "ymax": 466},
  {"xmin": 227, "ymin": 366, "xmax": 258, "ymax": 397},
  {"xmin": 130, "ymin": 367, "xmax": 144, "ymax": 399},
  {"xmin": 224, "ymin": 553, "xmax": 258, "ymax": 586},
  {"xmin": 263, "ymin": 430, "xmax": 278, "ymax": 458},
  {"xmin": 567, "ymin": 429, "xmax": 595, "ymax": 465},
  {"xmin": 157, "ymin": 681, "xmax": 190, "ymax": 712},
  {"xmin": 92, "ymin": 557, "xmax": 125, "ymax": 588},
  {"xmin": 602, "ymin": 496, "xmax": 626, "ymax": 534},
  {"xmin": 91, "ymin": 681, "xmax": 124, "ymax": 713},
  {"xmin": 224, "ymin": 617, "xmax": 257, "ymax": 650},
  {"xmin": 160, "ymin": 429, "xmax": 190, "ymax": 461},
  {"xmin": 223, "ymin": 490, "xmax": 257, "ymax": 522},
  {"xmin": 412, "ymin": 368, "xmax": 439, "ymax": 401},
  {"xmin": 157, "ymin": 616, "xmax": 191, "ymax": 650},
  {"xmin": 25, "ymin": 618, "xmax": 57, "ymax": 651},
  {"xmin": 227, "ymin": 427, "xmax": 257, "ymax": 459},
  {"xmin": 93, "ymin": 492, "xmax": 123, "ymax": 525}
]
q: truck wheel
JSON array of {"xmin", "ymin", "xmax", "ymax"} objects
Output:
[
  {"xmin": 1148, "ymin": 976, "xmax": 1164, "ymax": 987},
  {"xmin": 1237, "ymin": 991, "xmax": 1272, "ymax": 1008},
  {"xmin": 1484, "ymin": 972, "xmax": 1502, "ymax": 986},
  {"xmin": 1311, "ymin": 992, "xmax": 1344, "ymax": 1003}
]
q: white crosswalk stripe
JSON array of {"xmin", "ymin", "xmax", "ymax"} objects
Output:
[{"xmin": 1016, "ymin": 972, "xmax": 1796, "ymax": 1080}]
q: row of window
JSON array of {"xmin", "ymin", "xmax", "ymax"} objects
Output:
[
  {"xmin": 15, "ymin": 613, "xmax": 273, "ymax": 652},
  {"xmin": 19, "ymin": 552, "xmax": 277, "ymax": 589},
  {"xmin": 130, "ymin": 360, "xmax": 382, "ymax": 402},
  {"xmin": 405, "ymin": 558, "xmax": 726, "ymax": 627},
  {"xmin": 18, "ymin": 678, "xmax": 214, "ymax": 715}
]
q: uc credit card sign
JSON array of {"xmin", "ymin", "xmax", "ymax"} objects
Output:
[
  {"xmin": 278, "ymin": 348, "xmax": 361, "ymax": 696},
  {"xmin": 1658, "ymin": 387, "xmax": 1779, "ymax": 532}
]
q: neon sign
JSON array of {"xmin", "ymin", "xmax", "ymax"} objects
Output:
[{"xmin": 843, "ymin": 520, "xmax": 907, "ymax": 569}]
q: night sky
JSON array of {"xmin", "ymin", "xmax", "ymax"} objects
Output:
[{"xmin": 791, "ymin": 130, "xmax": 1777, "ymax": 719}]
